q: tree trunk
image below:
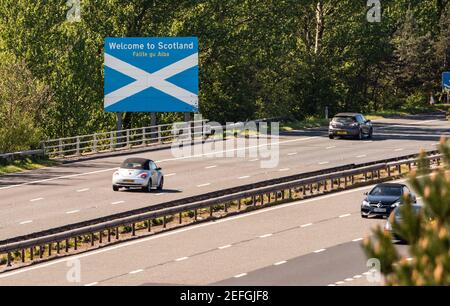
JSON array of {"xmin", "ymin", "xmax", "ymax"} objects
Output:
[{"xmin": 314, "ymin": 0, "xmax": 324, "ymax": 55}]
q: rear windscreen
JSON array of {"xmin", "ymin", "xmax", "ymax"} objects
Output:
[
  {"xmin": 333, "ymin": 117, "xmax": 356, "ymax": 124},
  {"xmin": 120, "ymin": 161, "xmax": 145, "ymax": 170}
]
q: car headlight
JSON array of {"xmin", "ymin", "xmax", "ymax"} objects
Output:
[
  {"xmin": 362, "ymin": 200, "xmax": 370, "ymax": 207},
  {"xmin": 390, "ymin": 201, "xmax": 401, "ymax": 208}
]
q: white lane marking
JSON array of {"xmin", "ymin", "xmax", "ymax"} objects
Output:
[
  {"xmin": 165, "ymin": 173, "xmax": 176, "ymax": 177},
  {"xmin": 234, "ymin": 273, "xmax": 247, "ymax": 278},
  {"xmin": 274, "ymin": 261, "xmax": 287, "ymax": 266},
  {"xmin": 353, "ymin": 275, "xmax": 362, "ymax": 279},
  {"xmin": 339, "ymin": 213, "xmax": 351, "ymax": 218},
  {"xmin": 76, "ymin": 188, "xmax": 89, "ymax": 193},
  {"xmin": 345, "ymin": 278, "xmax": 353, "ymax": 282},
  {"xmin": 111, "ymin": 201, "xmax": 125, "ymax": 205},
  {"xmin": 175, "ymin": 257, "xmax": 189, "ymax": 262},
  {"xmin": 84, "ymin": 282, "xmax": 98, "ymax": 286},
  {"xmin": 154, "ymin": 193, "xmax": 164, "ymax": 196},
  {"xmin": 238, "ymin": 176, "xmax": 250, "ymax": 179},
  {"xmin": 328, "ymin": 284, "xmax": 337, "ymax": 286},
  {"xmin": 30, "ymin": 198, "xmax": 44, "ymax": 202},
  {"xmin": 0, "ymin": 177, "xmax": 411, "ymax": 280},
  {"xmin": 249, "ymin": 159, "xmax": 259, "ymax": 162},
  {"xmin": 362, "ymin": 272, "xmax": 371, "ymax": 276},
  {"xmin": 0, "ymin": 136, "xmax": 319, "ymax": 191},
  {"xmin": 205, "ymin": 165, "xmax": 217, "ymax": 169},
  {"xmin": 197, "ymin": 183, "xmax": 211, "ymax": 188},
  {"xmin": 356, "ymin": 155, "xmax": 367, "ymax": 158},
  {"xmin": 318, "ymin": 161, "xmax": 329, "ymax": 165},
  {"xmin": 19, "ymin": 220, "xmax": 33, "ymax": 225},
  {"xmin": 314, "ymin": 249, "xmax": 326, "ymax": 253},
  {"xmin": 377, "ymin": 132, "xmax": 450, "ymax": 138},
  {"xmin": 66, "ymin": 210, "xmax": 80, "ymax": 214},
  {"xmin": 377, "ymin": 119, "xmax": 438, "ymax": 129},
  {"xmin": 394, "ymin": 148, "xmax": 404, "ymax": 152},
  {"xmin": 287, "ymin": 152, "xmax": 297, "ymax": 156},
  {"xmin": 279, "ymin": 168, "xmax": 290, "ymax": 172},
  {"xmin": 129, "ymin": 269, "xmax": 144, "ymax": 274},
  {"xmin": 326, "ymin": 146, "xmax": 336, "ymax": 149},
  {"xmin": 335, "ymin": 281, "xmax": 345, "ymax": 285},
  {"xmin": 352, "ymin": 238, "xmax": 363, "ymax": 242},
  {"xmin": 300, "ymin": 223, "xmax": 313, "ymax": 228},
  {"xmin": 218, "ymin": 245, "xmax": 232, "ymax": 250},
  {"xmin": 259, "ymin": 233, "xmax": 273, "ymax": 238}
]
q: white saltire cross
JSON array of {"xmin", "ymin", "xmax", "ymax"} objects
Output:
[{"xmin": 104, "ymin": 52, "xmax": 198, "ymax": 108}]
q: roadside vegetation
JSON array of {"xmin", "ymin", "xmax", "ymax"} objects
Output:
[
  {"xmin": 363, "ymin": 138, "xmax": 450, "ymax": 285},
  {"xmin": 0, "ymin": 158, "xmax": 59, "ymax": 175},
  {"xmin": 0, "ymin": 1, "xmax": 448, "ymax": 153}
]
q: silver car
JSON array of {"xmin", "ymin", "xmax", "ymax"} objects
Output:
[{"xmin": 112, "ymin": 158, "xmax": 164, "ymax": 192}]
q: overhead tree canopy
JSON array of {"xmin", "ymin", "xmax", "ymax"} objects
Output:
[{"xmin": 0, "ymin": 0, "xmax": 448, "ymax": 152}]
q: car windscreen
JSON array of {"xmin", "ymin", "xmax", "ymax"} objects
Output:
[
  {"xmin": 332, "ymin": 116, "xmax": 356, "ymax": 124},
  {"xmin": 120, "ymin": 161, "xmax": 145, "ymax": 170},
  {"xmin": 370, "ymin": 186, "xmax": 402, "ymax": 196}
]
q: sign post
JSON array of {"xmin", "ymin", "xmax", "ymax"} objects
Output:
[{"xmin": 104, "ymin": 37, "xmax": 199, "ymax": 113}]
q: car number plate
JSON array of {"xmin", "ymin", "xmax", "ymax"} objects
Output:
[
  {"xmin": 337, "ymin": 131, "xmax": 348, "ymax": 135},
  {"xmin": 373, "ymin": 208, "xmax": 386, "ymax": 212},
  {"xmin": 123, "ymin": 179, "xmax": 134, "ymax": 183}
]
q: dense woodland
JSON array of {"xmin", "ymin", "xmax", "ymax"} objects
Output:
[{"xmin": 0, "ymin": 0, "xmax": 449, "ymax": 152}]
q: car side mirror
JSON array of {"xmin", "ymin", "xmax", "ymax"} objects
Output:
[
  {"xmin": 155, "ymin": 167, "xmax": 162, "ymax": 171},
  {"xmin": 364, "ymin": 192, "xmax": 368, "ymax": 196},
  {"xmin": 411, "ymin": 194, "xmax": 417, "ymax": 203}
]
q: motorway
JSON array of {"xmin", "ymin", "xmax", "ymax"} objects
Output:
[
  {"xmin": 0, "ymin": 177, "xmax": 411, "ymax": 286},
  {"xmin": 0, "ymin": 114, "xmax": 446, "ymax": 285},
  {"xmin": 0, "ymin": 114, "xmax": 448, "ymax": 242}
]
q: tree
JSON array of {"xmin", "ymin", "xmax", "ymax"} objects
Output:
[
  {"xmin": 0, "ymin": 54, "xmax": 54, "ymax": 153},
  {"xmin": 363, "ymin": 137, "xmax": 450, "ymax": 285}
]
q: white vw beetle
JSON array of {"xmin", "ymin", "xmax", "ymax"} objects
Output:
[{"xmin": 112, "ymin": 158, "xmax": 164, "ymax": 192}]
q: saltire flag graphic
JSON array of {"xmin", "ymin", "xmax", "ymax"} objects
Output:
[{"xmin": 104, "ymin": 37, "xmax": 198, "ymax": 112}]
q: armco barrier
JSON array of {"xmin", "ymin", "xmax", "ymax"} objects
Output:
[{"xmin": 0, "ymin": 151, "xmax": 442, "ymax": 270}]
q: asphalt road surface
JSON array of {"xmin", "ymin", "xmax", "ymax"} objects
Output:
[
  {"xmin": 0, "ymin": 114, "xmax": 448, "ymax": 241},
  {"xmin": 0, "ymin": 177, "xmax": 412, "ymax": 286}
]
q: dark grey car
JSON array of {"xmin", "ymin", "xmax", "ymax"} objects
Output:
[
  {"xmin": 361, "ymin": 183, "xmax": 417, "ymax": 218},
  {"xmin": 328, "ymin": 113, "xmax": 373, "ymax": 140}
]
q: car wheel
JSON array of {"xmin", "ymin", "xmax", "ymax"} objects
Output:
[
  {"xmin": 113, "ymin": 185, "xmax": 119, "ymax": 192},
  {"xmin": 329, "ymin": 134, "xmax": 334, "ymax": 139},
  {"xmin": 361, "ymin": 214, "xmax": 368, "ymax": 219},
  {"xmin": 157, "ymin": 176, "xmax": 164, "ymax": 190},
  {"xmin": 142, "ymin": 179, "xmax": 152, "ymax": 193}
]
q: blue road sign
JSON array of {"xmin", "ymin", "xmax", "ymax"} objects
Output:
[
  {"xmin": 104, "ymin": 37, "xmax": 198, "ymax": 112},
  {"xmin": 443, "ymin": 72, "xmax": 450, "ymax": 91}
]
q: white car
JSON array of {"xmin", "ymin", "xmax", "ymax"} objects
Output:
[{"xmin": 112, "ymin": 158, "xmax": 164, "ymax": 192}]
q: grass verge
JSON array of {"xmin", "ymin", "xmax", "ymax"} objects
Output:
[
  {"xmin": 281, "ymin": 116, "xmax": 330, "ymax": 131},
  {"xmin": 0, "ymin": 158, "xmax": 60, "ymax": 175}
]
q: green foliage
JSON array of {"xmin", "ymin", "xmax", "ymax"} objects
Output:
[
  {"xmin": 0, "ymin": 0, "xmax": 448, "ymax": 150},
  {"xmin": 363, "ymin": 138, "xmax": 450, "ymax": 285},
  {"xmin": 0, "ymin": 54, "xmax": 53, "ymax": 153}
]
